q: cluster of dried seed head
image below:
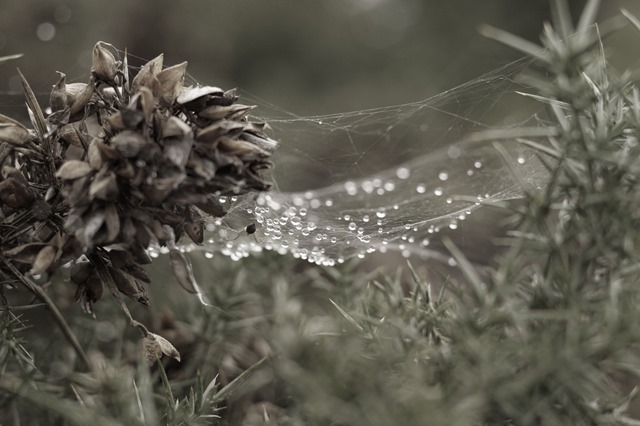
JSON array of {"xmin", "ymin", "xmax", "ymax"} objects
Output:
[{"xmin": 0, "ymin": 42, "xmax": 277, "ymax": 316}]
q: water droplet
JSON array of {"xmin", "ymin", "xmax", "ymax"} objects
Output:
[
  {"xmin": 384, "ymin": 181, "xmax": 396, "ymax": 191},
  {"xmin": 421, "ymin": 238, "xmax": 430, "ymax": 246},
  {"xmin": 205, "ymin": 252, "xmax": 214, "ymax": 259},
  {"xmin": 438, "ymin": 172, "xmax": 449, "ymax": 181},
  {"xmin": 299, "ymin": 208, "xmax": 307, "ymax": 217},
  {"xmin": 416, "ymin": 184, "xmax": 426, "ymax": 194},
  {"xmin": 310, "ymin": 199, "xmax": 321, "ymax": 208},
  {"xmin": 331, "ymin": 237, "xmax": 337, "ymax": 243},
  {"xmin": 474, "ymin": 161, "xmax": 482, "ymax": 169},
  {"xmin": 376, "ymin": 209, "xmax": 386, "ymax": 218},
  {"xmin": 434, "ymin": 187, "xmax": 443, "ymax": 196},
  {"xmin": 348, "ymin": 222, "xmax": 357, "ymax": 231},
  {"xmin": 447, "ymin": 145, "xmax": 461, "ymax": 159},
  {"xmin": 363, "ymin": 215, "xmax": 370, "ymax": 223},
  {"xmin": 344, "ymin": 181, "xmax": 358, "ymax": 195},
  {"xmin": 467, "ymin": 169, "xmax": 474, "ymax": 176},
  {"xmin": 343, "ymin": 214, "xmax": 351, "ymax": 221},
  {"xmin": 396, "ymin": 167, "xmax": 410, "ymax": 179},
  {"xmin": 325, "ymin": 199, "xmax": 334, "ymax": 207},
  {"xmin": 517, "ymin": 156, "xmax": 526, "ymax": 164}
]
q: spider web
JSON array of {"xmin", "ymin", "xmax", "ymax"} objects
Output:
[
  {"xmin": 0, "ymin": 56, "xmax": 550, "ymax": 265},
  {"xmin": 169, "ymin": 57, "xmax": 549, "ymax": 265}
]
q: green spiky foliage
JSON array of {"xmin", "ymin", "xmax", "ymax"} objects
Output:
[{"xmin": 3, "ymin": 1, "xmax": 640, "ymax": 425}]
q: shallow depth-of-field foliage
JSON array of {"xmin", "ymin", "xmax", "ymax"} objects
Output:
[{"xmin": 3, "ymin": 1, "xmax": 640, "ymax": 425}]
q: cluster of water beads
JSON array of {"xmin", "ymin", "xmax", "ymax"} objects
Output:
[{"xmin": 165, "ymin": 141, "xmax": 544, "ymax": 266}]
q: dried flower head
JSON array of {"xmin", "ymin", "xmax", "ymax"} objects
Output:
[{"xmin": 0, "ymin": 42, "xmax": 277, "ymax": 340}]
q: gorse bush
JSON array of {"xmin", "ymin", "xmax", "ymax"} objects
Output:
[{"xmin": 2, "ymin": 0, "xmax": 640, "ymax": 425}]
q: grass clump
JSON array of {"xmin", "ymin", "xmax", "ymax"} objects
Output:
[{"xmin": 3, "ymin": 0, "xmax": 640, "ymax": 424}]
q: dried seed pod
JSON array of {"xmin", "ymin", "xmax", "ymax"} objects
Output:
[
  {"xmin": 70, "ymin": 260, "xmax": 93, "ymax": 285},
  {"xmin": 110, "ymin": 130, "xmax": 149, "ymax": 158},
  {"xmin": 109, "ymin": 267, "xmax": 149, "ymax": 305},
  {"xmin": 91, "ymin": 42, "xmax": 119, "ymax": 83},
  {"xmin": 168, "ymin": 248, "xmax": 200, "ymax": 294}
]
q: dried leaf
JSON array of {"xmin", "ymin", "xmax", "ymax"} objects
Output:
[
  {"xmin": 103, "ymin": 202, "xmax": 120, "ymax": 241},
  {"xmin": 56, "ymin": 160, "xmax": 94, "ymax": 180}
]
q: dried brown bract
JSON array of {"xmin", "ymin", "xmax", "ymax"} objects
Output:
[{"xmin": 0, "ymin": 42, "xmax": 278, "ymax": 358}]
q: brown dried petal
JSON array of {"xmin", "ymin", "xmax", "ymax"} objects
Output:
[
  {"xmin": 31, "ymin": 245, "xmax": 58, "ymax": 275},
  {"xmin": 89, "ymin": 170, "xmax": 119, "ymax": 201},
  {"xmin": 56, "ymin": 160, "xmax": 94, "ymax": 180},
  {"xmin": 197, "ymin": 104, "xmax": 255, "ymax": 121},
  {"xmin": 0, "ymin": 118, "xmax": 29, "ymax": 146},
  {"xmin": 103, "ymin": 202, "xmax": 120, "ymax": 241},
  {"xmin": 177, "ymin": 85, "xmax": 224, "ymax": 105},
  {"xmin": 241, "ymin": 132, "xmax": 279, "ymax": 154},
  {"xmin": 49, "ymin": 72, "xmax": 68, "ymax": 112},
  {"xmin": 194, "ymin": 196, "xmax": 228, "ymax": 217},
  {"xmin": 162, "ymin": 116, "xmax": 192, "ymax": 139},
  {"xmin": 108, "ymin": 249, "xmax": 134, "ymax": 269},
  {"xmin": 163, "ymin": 138, "xmax": 192, "ymax": 169},
  {"xmin": 157, "ymin": 61, "xmax": 187, "ymax": 106},
  {"xmin": 184, "ymin": 221, "xmax": 204, "ymax": 245},
  {"xmin": 59, "ymin": 124, "xmax": 86, "ymax": 148},
  {"xmin": 68, "ymin": 83, "xmax": 95, "ymax": 115},
  {"xmin": 91, "ymin": 42, "xmax": 118, "ymax": 83},
  {"xmin": 131, "ymin": 54, "xmax": 163, "ymax": 93},
  {"xmin": 110, "ymin": 130, "xmax": 148, "ymax": 158},
  {"xmin": 0, "ymin": 176, "xmax": 34, "ymax": 209}
]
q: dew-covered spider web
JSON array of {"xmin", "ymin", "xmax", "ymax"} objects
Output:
[
  {"xmin": 171, "ymin": 57, "xmax": 549, "ymax": 265},
  {"xmin": 0, "ymin": 56, "xmax": 551, "ymax": 266}
]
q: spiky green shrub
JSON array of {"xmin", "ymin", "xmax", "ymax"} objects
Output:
[{"xmin": 3, "ymin": 1, "xmax": 640, "ymax": 425}]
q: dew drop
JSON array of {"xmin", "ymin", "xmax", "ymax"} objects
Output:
[
  {"xmin": 416, "ymin": 184, "xmax": 426, "ymax": 194},
  {"xmin": 348, "ymin": 222, "xmax": 357, "ymax": 231},
  {"xmin": 362, "ymin": 215, "xmax": 370, "ymax": 223},
  {"xmin": 474, "ymin": 161, "xmax": 482, "ymax": 169},
  {"xmin": 434, "ymin": 187, "xmax": 443, "ymax": 196},
  {"xmin": 517, "ymin": 156, "xmax": 526, "ymax": 164},
  {"xmin": 205, "ymin": 252, "xmax": 214, "ymax": 259},
  {"xmin": 438, "ymin": 172, "xmax": 449, "ymax": 181},
  {"xmin": 396, "ymin": 167, "xmax": 411, "ymax": 179},
  {"xmin": 376, "ymin": 209, "xmax": 386, "ymax": 219}
]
